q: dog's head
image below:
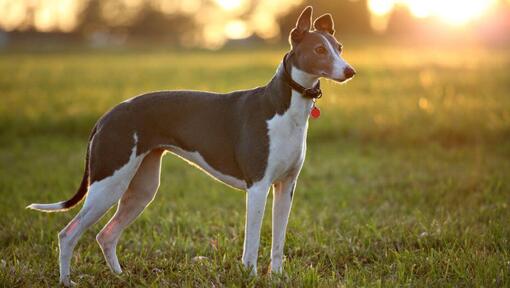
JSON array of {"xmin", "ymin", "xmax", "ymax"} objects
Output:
[{"xmin": 289, "ymin": 6, "xmax": 355, "ymax": 83}]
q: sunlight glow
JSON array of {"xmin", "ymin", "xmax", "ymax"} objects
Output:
[
  {"xmin": 0, "ymin": 1, "xmax": 27, "ymax": 31},
  {"xmin": 0, "ymin": 0, "xmax": 86, "ymax": 32},
  {"xmin": 215, "ymin": 0, "xmax": 244, "ymax": 11},
  {"xmin": 368, "ymin": 0, "xmax": 395, "ymax": 16},
  {"xmin": 433, "ymin": 0, "xmax": 495, "ymax": 25},
  {"xmin": 224, "ymin": 20, "xmax": 251, "ymax": 39},
  {"xmin": 406, "ymin": 1, "xmax": 432, "ymax": 18},
  {"xmin": 368, "ymin": 0, "xmax": 496, "ymax": 28}
]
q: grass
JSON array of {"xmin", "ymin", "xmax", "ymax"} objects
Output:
[{"xmin": 1, "ymin": 44, "xmax": 509, "ymax": 287}]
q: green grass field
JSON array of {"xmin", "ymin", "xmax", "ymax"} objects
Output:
[{"xmin": 1, "ymin": 44, "xmax": 509, "ymax": 287}]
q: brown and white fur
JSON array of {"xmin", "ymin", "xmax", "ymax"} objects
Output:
[{"xmin": 27, "ymin": 7, "xmax": 355, "ymax": 286}]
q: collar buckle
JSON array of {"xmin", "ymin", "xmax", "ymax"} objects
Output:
[{"xmin": 304, "ymin": 87, "xmax": 322, "ymax": 99}]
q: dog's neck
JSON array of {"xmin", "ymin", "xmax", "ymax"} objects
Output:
[
  {"xmin": 267, "ymin": 55, "xmax": 318, "ymax": 124},
  {"xmin": 288, "ymin": 64, "xmax": 319, "ymax": 90}
]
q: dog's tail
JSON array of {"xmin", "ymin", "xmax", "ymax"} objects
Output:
[{"xmin": 27, "ymin": 126, "xmax": 97, "ymax": 213}]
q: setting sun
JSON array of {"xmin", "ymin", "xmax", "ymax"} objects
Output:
[
  {"xmin": 432, "ymin": 0, "xmax": 495, "ymax": 25},
  {"xmin": 368, "ymin": 0, "xmax": 496, "ymax": 27}
]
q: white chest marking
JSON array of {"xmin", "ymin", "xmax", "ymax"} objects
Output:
[
  {"xmin": 166, "ymin": 146, "xmax": 247, "ymax": 190},
  {"xmin": 262, "ymin": 66, "xmax": 316, "ymax": 184},
  {"xmin": 264, "ymin": 92, "xmax": 311, "ymax": 183}
]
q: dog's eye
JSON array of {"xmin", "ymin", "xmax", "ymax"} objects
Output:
[{"xmin": 315, "ymin": 46, "xmax": 327, "ymax": 54}]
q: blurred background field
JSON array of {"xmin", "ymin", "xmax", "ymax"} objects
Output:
[
  {"xmin": 1, "ymin": 45, "xmax": 510, "ymax": 145},
  {"xmin": 1, "ymin": 0, "xmax": 510, "ymax": 287}
]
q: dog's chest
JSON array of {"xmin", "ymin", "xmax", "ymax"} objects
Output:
[{"xmin": 265, "ymin": 95, "xmax": 311, "ymax": 182}]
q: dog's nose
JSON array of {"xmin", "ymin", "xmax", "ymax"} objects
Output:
[{"xmin": 344, "ymin": 66, "xmax": 356, "ymax": 79}]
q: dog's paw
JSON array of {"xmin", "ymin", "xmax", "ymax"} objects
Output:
[
  {"xmin": 241, "ymin": 263, "xmax": 258, "ymax": 277},
  {"xmin": 269, "ymin": 267, "xmax": 283, "ymax": 274},
  {"xmin": 60, "ymin": 277, "xmax": 76, "ymax": 287}
]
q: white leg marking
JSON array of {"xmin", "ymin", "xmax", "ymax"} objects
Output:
[
  {"xmin": 58, "ymin": 135, "xmax": 146, "ymax": 287},
  {"xmin": 97, "ymin": 150, "xmax": 163, "ymax": 274},
  {"xmin": 242, "ymin": 181, "xmax": 271, "ymax": 275},
  {"xmin": 270, "ymin": 178, "xmax": 296, "ymax": 273},
  {"xmin": 58, "ymin": 182, "xmax": 130, "ymax": 286}
]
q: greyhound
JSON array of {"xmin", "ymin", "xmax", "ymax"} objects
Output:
[{"xmin": 27, "ymin": 6, "xmax": 355, "ymax": 286}]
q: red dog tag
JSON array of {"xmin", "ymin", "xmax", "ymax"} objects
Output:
[{"xmin": 310, "ymin": 106, "xmax": 321, "ymax": 119}]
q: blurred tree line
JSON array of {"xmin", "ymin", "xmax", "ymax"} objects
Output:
[
  {"xmin": 76, "ymin": 0, "xmax": 198, "ymax": 42},
  {"xmin": 280, "ymin": 1, "xmax": 372, "ymax": 38},
  {"xmin": 2, "ymin": 0, "xmax": 375, "ymax": 48},
  {"xmin": 77, "ymin": 0, "xmax": 372, "ymax": 38},
  {"xmin": 3, "ymin": 0, "xmax": 509, "ymax": 48}
]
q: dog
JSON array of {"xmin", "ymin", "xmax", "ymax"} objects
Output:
[{"xmin": 27, "ymin": 6, "xmax": 355, "ymax": 286}]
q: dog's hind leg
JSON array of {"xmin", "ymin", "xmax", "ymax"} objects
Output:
[
  {"xmin": 58, "ymin": 152, "xmax": 146, "ymax": 287},
  {"xmin": 97, "ymin": 149, "xmax": 164, "ymax": 274}
]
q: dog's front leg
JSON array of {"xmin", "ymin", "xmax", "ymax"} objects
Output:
[
  {"xmin": 270, "ymin": 178, "xmax": 296, "ymax": 273},
  {"xmin": 242, "ymin": 181, "xmax": 271, "ymax": 275}
]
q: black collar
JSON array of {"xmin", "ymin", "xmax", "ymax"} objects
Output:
[{"xmin": 282, "ymin": 53, "xmax": 322, "ymax": 100}]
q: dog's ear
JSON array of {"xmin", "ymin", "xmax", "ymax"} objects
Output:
[
  {"xmin": 290, "ymin": 6, "xmax": 313, "ymax": 44},
  {"xmin": 313, "ymin": 13, "xmax": 335, "ymax": 35}
]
